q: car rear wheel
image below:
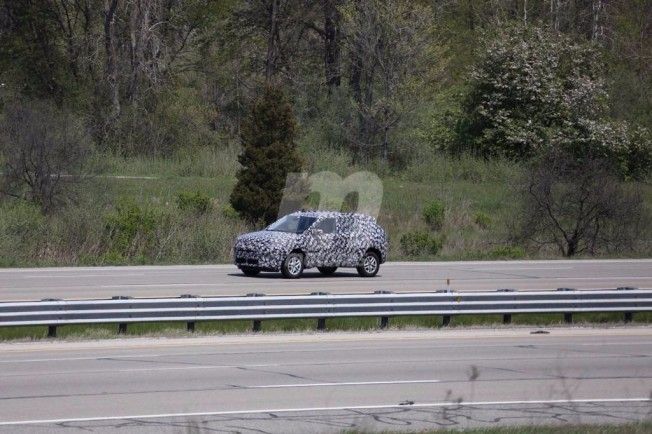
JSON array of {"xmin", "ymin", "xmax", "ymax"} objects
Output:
[
  {"xmin": 357, "ymin": 251, "xmax": 380, "ymax": 277},
  {"xmin": 240, "ymin": 266, "xmax": 260, "ymax": 277},
  {"xmin": 282, "ymin": 253, "xmax": 304, "ymax": 279},
  {"xmin": 317, "ymin": 266, "xmax": 337, "ymax": 275}
]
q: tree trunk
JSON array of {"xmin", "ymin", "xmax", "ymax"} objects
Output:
[
  {"xmin": 104, "ymin": 0, "xmax": 120, "ymax": 118},
  {"xmin": 322, "ymin": 0, "xmax": 340, "ymax": 93},
  {"xmin": 591, "ymin": 0, "xmax": 603, "ymax": 41},
  {"xmin": 566, "ymin": 236, "xmax": 578, "ymax": 257},
  {"xmin": 265, "ymin": 0, "xmax": 280, "ymax": 82}
]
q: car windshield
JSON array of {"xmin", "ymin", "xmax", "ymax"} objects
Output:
[{"xmin": 266, "ymin": 215, "xmax": 317, "ymax": 234}]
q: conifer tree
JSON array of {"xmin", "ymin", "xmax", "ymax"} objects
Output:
[{"xmin": 230, "ymin": 85, "xmax": 302, "ymax": 224}]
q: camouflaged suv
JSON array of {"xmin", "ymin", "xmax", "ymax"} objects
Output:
[{"xmin": 233, "ymin": 211, "xmax": 388, "ymax": 278}]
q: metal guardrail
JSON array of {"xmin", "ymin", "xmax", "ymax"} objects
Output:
[{"xmin": 0, "ymin": 288, "xmax": 650, "ymax": 337}]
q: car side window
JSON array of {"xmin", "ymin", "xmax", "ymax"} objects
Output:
[{"xmin": 314, "ymin": 218, "xmax": 336, "ymax": 234}]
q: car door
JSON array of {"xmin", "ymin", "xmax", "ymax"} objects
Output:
[
  {"xmin": 334, "ymin": 215, "xmax": 359, "ymax": 267},
  {"xmin": 304, "ymin": 217, "xmax": 338, "ymax": 267}
]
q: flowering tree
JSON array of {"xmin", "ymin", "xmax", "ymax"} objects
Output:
[{"xmin": 457, "ymin": 26, "xmax": 651, "ymax": 179}]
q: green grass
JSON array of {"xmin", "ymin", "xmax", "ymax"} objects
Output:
[
  {"xmin": 344, "ymin": 421, "xmax": 652, "ymax": 434},
  {"xmin": 0, "ymin": 145, "xmax": 650, "ymax": 266},
  {"xmin": 2, "ymin": 312, "xmax": 650, "ymax": 342}
]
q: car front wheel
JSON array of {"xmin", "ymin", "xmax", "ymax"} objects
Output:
[
  {"xmin": 282, "ymin": 253, "xmax": 304, "ymax": 279},
  {"xmin": 357, "ymin": 251, "xmax": 380, "ymax": 277}
]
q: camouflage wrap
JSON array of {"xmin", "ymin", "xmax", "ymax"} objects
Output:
[{"xmin": 233, "ymin": 211, "xmax": 388, "ymax": 272}]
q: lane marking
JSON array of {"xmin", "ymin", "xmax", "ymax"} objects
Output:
[
  {"xmin": 2, "ymin": 340, "xmax": 650, "ymax": 364},
  {"xmin": 471, "ymin": 267, "xmax": 574, "ymax": 271},
  {"xmin": 1, "ymin": 354, "xmax": 650, "ymax": 379},
  {"xmin": 0, "ymin": 398, "xmax": 648, "ymax": 426},
  {"xmin": 245, "ymin": 379, "xmax": 441, "ymax": 389}
]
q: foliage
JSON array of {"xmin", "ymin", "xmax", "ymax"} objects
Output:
[
  {"xmin": 0, "ymin": 1, "xmax": 651, "ymax": 265},
  {"xmin": 221, "ymin": 204, "xmax": 240, "ymax": 220},
  {"xmin": 0, "ymin": 99, "xmax": 91, "ymax": 213},
  {"xmin": 458, "ymin": 26, "xmax": 606, "ymax": 159},
  {"xmin": 549, "ymin": 119, "xmax": 652, "ymax": 181},
  {"xmin": 339, "ymin": 0, "xmax": 432, "ymax": 165},
  {"xmin": 456, "ymin": 25, "xmax": 651, "ymax": 179},
  {"xmin": 103, "ymin": 201, "xmax": 160, "ymax": 262},
  {"xmin": 177, "ymin": 191, "xmax": 212, "ymax": 215},
  {"xmin": 423, "ymin": 200, "xmax": 445, "ymax": 230},
  {"xmin": 400, "ymin": 230, "xmax": 441, "ymax": 257},
  {"xmin": 230, "ymin": 85, "xmax": 302, "ymax": 224},
  {"xmin": 487, "ymin": 245, "xmax": 525, "ymax": 260},
  {"xmin": 474, "ymin": 212, "xmax": 492, "ymax": 230}
]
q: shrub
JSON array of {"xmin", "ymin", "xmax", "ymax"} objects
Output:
[
  {"xmin": 423, "ymin": 200, "xmax": 445, "ymax": 230},
  {"xmin": 458, "ymin": 26, "xmax": 607, "ymax": 160},
  {"xmin": 474, "ymin": 212, "xmax": 492, "ymax": 229},
  {"xmin": 104, "ymin": 202, "xmax": 159, "ymax": 261},
  {"xmin": 488, "ymin": 245, "xmax": 525, "ymax": 259},
  {"xmin": 400, "ymin": 230, "xmax": 441, "ymax": 257},
  {"xmin": 221, "ymin": 204, "xmax": 240, "ymax": 220},
  {"xmin": 177, "ymin": 191, "xmax": 212, "ymax": 215}
]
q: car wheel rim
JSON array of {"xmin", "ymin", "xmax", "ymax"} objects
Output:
[
  {"xmin": 363, "ymin": 255, "xmax": 377, "ymax": 273},
  {"xmin": 288, "ymin": 257, "xmax": 302, "ymax": 275}
]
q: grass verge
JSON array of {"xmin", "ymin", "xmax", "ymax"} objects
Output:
[
  {"xmin": 1, "ymin": 147, "xmax": 650, "ymax": 266},
  {"xmin": 2, "ymin": 311, "xmax": 650, "ymax": 342}
]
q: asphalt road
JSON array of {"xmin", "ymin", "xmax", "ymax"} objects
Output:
[
  {"xmin": 0, "ymin": 259, "xmax": 651, "ymax": 301},
  {"xmin": 0, "ymin": 328, "xmax": 650, "ymax": 432}
]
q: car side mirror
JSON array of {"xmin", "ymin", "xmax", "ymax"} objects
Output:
[{"xmin": 312, "ymin": 228, "xmax": 324, "ymax": 237}]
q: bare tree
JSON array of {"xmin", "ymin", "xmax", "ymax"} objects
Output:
[
  {"xmin": 517, "ymin": 150, "xmax": 648, "ymax": 257},
  {"xmin": 0, "ymin": 100, "xmax": 91, "ymax": 213},
  {"xmin": 342, "ymin": 0, "xmax": 430, "ymax": 164}
]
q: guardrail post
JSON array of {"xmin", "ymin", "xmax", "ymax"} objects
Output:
[
  {"xmin": 317, "ymin": 318, "xmax": 326, "ymax": 330},
  {"xmin": 187, "ymin": 321, "xmax": 196, "ymax": 332},
  {"xmin": 442, "ymin": 315, "xmax": 451, "ymax": 326},
  {"xmin": 379, "ymin": 316, "xmax": 389, "ymax": 329},
  {"xmin": 47, "ymin": 325, "xmax": 57, "ymax": 338},
  {"xmin": 503, "ymin": 314, "xmax": 512, "ymax": 324},
  {"xmin": 118, "ymin": 323, "xmax": 128, "ymax": 334},
  {"xmin": 563, "ymin": 313, "xmax": 573, "ymax": 324},
  {"xmin": 624, "ymin": 312, "xmax": 633, "ymax": 323},
  {"xmin": 252, "ymin": 320, "xmax": 262, "ymax": 332}
]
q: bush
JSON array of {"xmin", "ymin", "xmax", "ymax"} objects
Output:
[
  {"xmin": 0, "ymin": 201, "xmax": 45, "ymax": 266},
  {"xmin": 474, "ymin": 212, "xmax": 492, "ymax": 229},
  {"xmin": 103, "ymin": 202, "xmax": 160, "ymax": 261},
  {"xmin": 423, "ymin": 200, "xmax": 445, "ymax": 230},
  {"xmin": 221, "ymin": 204, "xmax": 240, "ymax": 220},
  {"xmin": 177, "ymin": 191, "xmax": 212, "ymax": 215},
  {"xmin": 400, "ymin": 230, "xmax": 442, "ymax": 257},
  {"xmin": 458, "ymin": 26, "xmax": 607, "ymax": 160},
  {"xmin": 488, "ymin": 245, "xmax": 525, "ymax": 259}
]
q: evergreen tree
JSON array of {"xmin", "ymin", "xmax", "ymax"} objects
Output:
[{"xmin": 230, "ymin": 85, "xmax": 302, "ymax": 224}]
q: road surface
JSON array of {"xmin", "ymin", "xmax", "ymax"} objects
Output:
[
  {"xmin": 0, "ymin": 327, "xmax": 650, "ymax": 432},
  {"xmin": 0, "ymin": 259, "xmax": 651, "ymax": 301}
]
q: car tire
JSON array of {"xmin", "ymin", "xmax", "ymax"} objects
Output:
[
  {"xmin": 317, "ymin": 266, "xmax": 337, "ymax": 275},
  {"xmin": 240, "ymin": 266, "xmax": 260, "ymax": 277},
  {"xmin": 357, "ymin": 251, "xmax": 380, "ymax": 277},
  {"xmin": 282, "ymin": 253, "xmax": 304, "ymax": 279}
]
